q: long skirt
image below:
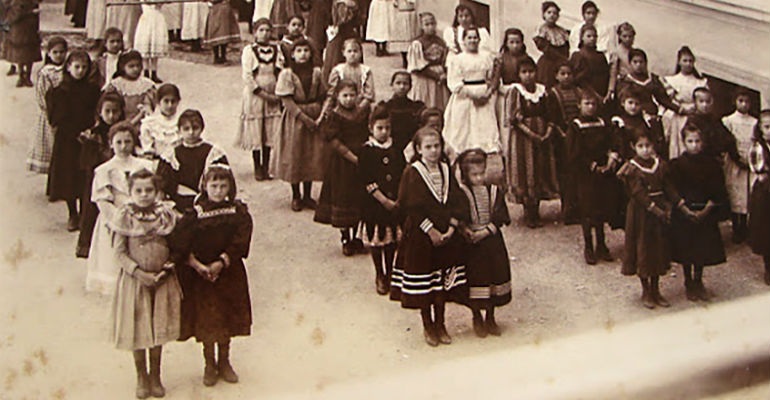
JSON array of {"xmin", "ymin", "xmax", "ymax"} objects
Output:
[
  {"xmin": 204, "ymin": 2, "xmax": 241, "ymax": 46},
  {"xmin": 85, "ymin": 0, "xmax": 107, "ymax": 39},
  {"xmin": 27, "ymin": 108, "xmax": 54, "ymax": 173},
  {"xmin": 234, "ymin": 77, "xmax": 282, "ymax": 150},
  {"xmin": 507, "ymin": 121, "xmax": 559, "ymax": 205},
  {"xmin": 365, "ymin": 0, "xmax": 392, "ymax": 42},
  {"xmin": 270, "ymin": 103, "xmax": 327, "ymax": 183},
  {"xmin": 105, "ymin": 2, "xmax": 142, "ymax": 48},
  {"xmin": 181, "ymin": 3, "xmax": 209, "ymax": 40},
  {"xmin": 622, "ymin": 199, "xmax": 671, "ymax": 278},
  {"xmin": 410, "ymin": 69, "xmax": 449, "ymax": 110},
  {"xmin": 86, "ymin": 216, "xmax": 117, "ymax": 295},
  {"xmin": 466, "ymin": 232, "xmax": 512, "ymax": 308},
  {"xmin": 134, "ymin": 8, "xmax": 169, "ymax": 58},
  {"xmin": 748, "ymin": 178, "xmax": 770, "ymax": 256}
]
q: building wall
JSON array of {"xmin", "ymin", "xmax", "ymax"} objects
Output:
[{"xmin": 418, "ymin": 0, "xmax": 770, "ymax": 107}]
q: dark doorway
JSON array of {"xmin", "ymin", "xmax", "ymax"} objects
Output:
[
  {"xmin": 705, "ymin": 74, "xmax": 762, "ymax": 119},
  {"xmin": 459, "ymin": 0, "xmax": 490, "ymax": 30}
]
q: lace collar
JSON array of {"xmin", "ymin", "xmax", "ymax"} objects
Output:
[
  {"xmin": 512, "ymin": 83, "xmax": 547, "ymax": 103},
  {"xmin": 365, "ymin": 137, "xmax": 392, "ymax": 149}
]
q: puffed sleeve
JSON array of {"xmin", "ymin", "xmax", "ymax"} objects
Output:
[
  {"xmin": 327, "ymin": 65, "xmax": 342, "ymax": 94},
  {"xmin": 224, "ymin": 202, "xmax": 253, "ymax": 261},
  {"xmin": 241, "ymin": 46, "xmax": 258, "ymax": 90},
  {"xmin": 361, "ymin": 67, "xmax": 375, "ymax": 102},
  {"xmin": 443, "ymin": 26, "xmax": 458, "ymax": 54},
  {"xmin": 446, "ymin": 54, "xmax": 464, "ymax": 94},
  {"xmin": 275, "ymin": 68, "xmax": 295, "ymax": 97}
]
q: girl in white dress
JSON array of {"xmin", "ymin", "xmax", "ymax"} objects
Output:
[
  {"xmin": 722, "ymin": 88, "xmax": 757, "ymax": 242},
  {"xmin": 366, "ymin": 0, "xmax": 394, "ymax": 56},
  {"xmin": 662, "ymin": 46, "xmax": 708, "ymax": 158},
  {"xmin": 442, "ymin": 26, "xmax": 499, "ymax": 161},
  {"xmin": 134, "ymin": 2, "xmax": 169, "ymax": 83},
  {"xmin": 568, "ymin": 1, "xmax": 616, "ymax": 56},
  {"xmin": 443, "ymin": 5, "xmax": 491, "ymax": 59},
  {"xmin": 181, "ymin": 1, "xmax": 210, "ymax": 52}
]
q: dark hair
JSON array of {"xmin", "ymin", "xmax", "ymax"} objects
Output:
[
  {"xmin": 616, "ymin": 22, "xmax": 635, "ymax": 40},
  {"xmin": 692, "ymin": 86, "xmax": 711, "ymax": 100},
  {"xmin": 410, "ymin": 127, "xmax": 445, "ymax": 163},
  {"xmin": 99, "ymin": 27, "xmax": 124, "ymax": 55},
  {"xmin": 582, "ymin": 1, "xmax": 599, "ymax": 14},
  {"xmin": 674, "ymin": 46, "xmax": 703, "ymax": 78},
  {"xmin": 197, "ymin": 164, "xmax": 237, "ymax": 204},
  {"xmin": 420, "ymin": 107, "xmax": 443, "ymax": 127},
  {"xmin": 390, "ymin": 70, "xmax": 412, "ymax": 85},
  {"xmin": 452, "ymin": 5, "xmax": 475, "ymax": 27},
  {"xmin": 518, "ymin": 56, "xmax": 537, "ymax": 72},
  {"xmin": 630, "ymin": 126, "xmax": 656, "ymax": 145},
  {"xmin": 457, "ymin": 148, "xmax": 487, "ymax": 184},
  {"xmin": 96, "ymin": 91, "xmax": 126, "ymax": 123},
  {"xmin": 619, "ymin": 86, "xmax": 642, "ymax": 103},
  {"xmin": 461, "ymin": 25, "xmax": 480, "ymax": 40},
  {"xmin": 679, "ymin": 121, "xmax": 703, "ymax": 141},
  {"xmin": 156, "ymin": 83, "xmax": 181, "ymax": 102},
  {"xmin": 252, "ymin": 17, "xmax": 272, "ymax": 35},
  {"xmin": 288, "ymin": 14, "xmax": 306, "ymax": 27},
  {"xmin": 44, "ymin": 36, "xmax": 68, "ymax": 65},
  {"xmin": 128, "ymin": 168, "xmax": 162, "ymax": 192},
  {"xmin": 500, "ymin": 28, "xmax": 526, "ymax": 53},
  {"xmin": 555, "ymin": 61, "xmax": 572, "ymax": 75},
  {"xmin": 541, "ymin": 1, "xmax": 560, "ymax": 14},
  {"xmin": 289, "ymin": 37, "xmax": 315, "ymax": 68},
  {"xmin": 628, "ymin": 48, "xmax": 647, "ymax": 63},
  {"xmin": 115, "ymin": 50, "xmax": 142, "ymax": 79},
  {"xmin": 754, "ymin": 109, "xmax": 770, "ymax": 146},
  {"xmin": 579, "ymin": 89, "xmax": 600, "ymax": 103},
  {"xmin": 108, "ymin": 120, "xmax": 138, "ymax": 144},
  {"xmin": 178, "ymin": 109, "xmax": 205, "ymax": 130},
  {"xmin": 732, "ymin": 87, "xmax": 752, "ymax": 103},
  {"xmin": 369, "ymin": 102, "xmax": 391, "ymax": 126},
  {"xmin": 578, "ymin": 24, "xmax": 597, "ymax": 49},
  {"xmin": 62, "ymin": 50, "xmax": 92, "ymax": 83},
  {"xmin": 332, "ymin": 78, "xmax": 359, "ymax": 97}
]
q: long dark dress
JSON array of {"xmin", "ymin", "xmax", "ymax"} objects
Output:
[
  {"xmin": 46, "ymin": 70, "xmax": 101, "ymax": 202},
  {"xmin": 156, "ymin": 142, "xmax": 229, "ymax": 212},
  {"xmin": 390, "ymin": 161, "xmax": 468, "ymax": 309},
  {"xmin": 748, "ymin": 139, "xmax": 769, "ymax": 256},
  {"xmin": 77, "ymin": 120, "xmax": 114, "ymax": 252},
  {"xmin": 314, "ymin": 105, "xmax": 369, "ymax": 228},
  {"xmin": 669, "ymin": 152, "xmax": 728, "ymax": 266},
  {"xmin": 357, "ymin": 138, "xmax": 405, "ymax": 247},
  {"xmin": 306, "ymin": 0, "xmax": 332, "ymax": 53},
  {"xmin": 616, "ymin": 73, "xmax": 677, "ymax": 117},
  {"xmin": 533, "ymin": 23, "xmax": 569, "ymax": 88},
  {"xmin": 459, "ymin": 183, "xmax": 512, "ymax": 308},
  {"xmin": 5, "ymin": 0, "xmax": 41, "ymax": 64},
  {"xmin": 569, "ymin": 46, "xmax": 609, "ymax": 97},
  {"xmin": 619, "ymin": 156, "xmax": 681, "ymax": 278},
  {"xmin": 685, "ymin": 113, "xmax": 738, "ymax": 160},
  {"xmin": 611, "ymin": 113, "xmax": 666, "ymax": 163},
  {"xmin": 384, "ymin": 96, "xmax": 424, "ymax": 154},
  {"xmin": 566, "ymin": 116, "xmax": 624, "ymax": 227},
  {"xmin": 173, "ymin": 199, "xmax": 253, "ymax": 343},
  {"xmin": 548, "ymin": 85, "xmax": 583, "ymax": 219}
]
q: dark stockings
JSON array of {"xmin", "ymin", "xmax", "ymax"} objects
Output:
[
  {"xmin": 683, "ymin": 264, "xmax": 707, "ymax": 301},
  {"xmin": 133, "ymin": 346, "xmax": 163, "ymax": 397},
  {"xmin": 66, "ymin": 199, "xmax": 79, "ymax": 218},
  {"xmin": 582, "ymin": 221, "xmax": 611, "ymax": 264},
  {"xmin": 371, "ymin": 244, "xmax": 396, "ymax": 293},
  {"xmin": 291, "ymin": 182, "xmax": 313, "ymax": 200},
  {"xmin": 252, "ymin": 146, "xmax": 271, "ymax": 180},
  {"xmin": 213, "ymin": 45, "xmax": 228, "ymax": 63},
  {"xmin": 764, "ymin": 256, "xmax": 770, "ymax": 285},
  {"xmin": 731, "ymin": 213, "xmax": 748, "ymax": 243}
]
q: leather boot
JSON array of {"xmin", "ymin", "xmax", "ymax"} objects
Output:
[
  {"xmin": 641, "ymin": 278, "xmax": 655, "ymax": 309},
  {"xmin": 651, "ymin": 276, "xmax": 670, "ymax": 307},
  {"xmin": 148, "ymin": 347, "xmax": 165, "ymax": 397},
  {"xmin": 134, "ymin": 350, "xmax": 150, "ymax": 399},
  {"xmin": 202, "ymin": 343, "xmax": 218, "ymax": 386},
  {"xmin": 217, "ymin": 340, "xmax": 238, "ymax": 383}
]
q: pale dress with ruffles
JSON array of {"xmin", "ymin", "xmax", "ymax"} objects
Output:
[
  {"xmin": 111, "ymin": 201, "xmax": 182, "ymax": 350},
  {"xmin": 134, "ymin": 4, "xmax": 169, "ymax": 59},
  {"xmin": 140, "ymin": 110, "xmax": 181, "ymax": 160},
  {"xmin": 662, "ymin": 72, "xmax": 708, "ymax": 158},
  {"xmin": 86, "ymin": 156, "xmax": 155, "ymax": 295}
]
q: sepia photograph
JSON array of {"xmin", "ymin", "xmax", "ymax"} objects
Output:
[{"xmin": 0, "ymin": 0, "xmax": 768, "ymax": 398}]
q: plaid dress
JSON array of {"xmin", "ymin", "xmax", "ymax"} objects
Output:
[{"xmin": 27, "ymin": 64, "xmax": 64, "ymax": 174}]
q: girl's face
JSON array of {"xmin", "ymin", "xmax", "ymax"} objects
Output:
[
  {"xmin": 180, "ymin": 120, "xmax": 203, "ymax": 145},
  {"xmin": 583, "ymin": 7, "xmax": 598, "ymax": 25},
  {"xmin": 618, "ymin": 29, "xmax": 635, "ymax": 47},
  {"xmin": 206, "ymin": 178, "xmax": 230, "ymax": 203},
  {"xmin": 457, "ymin": 9, "xmax": 473, "ymax": 27},
  {"xmin": 343, "ymin": 43, "xmax": 361, "ymax": 64},
  {"xmin": 370, "ymin": 118, "xmax": 391, "ymax": 143},
  {"xmin": 519, "ymin": 65, "xmax": 536, "ymax": 85},
  {"xmin": 735, "ymin": 95, "xmax": 751, "ymax": 114},
  {"xmin": 543, "ymin": 6, "xmax": 559, "ymax": 24},
  {"xmin": 579, "ymin": 97, "xmax": 598, "ymax": 117},
  {"xmin": 633, "ymin": 136, "xmax": 654, "ymax": 160},
  {"xmin": 254, "ymin": 24, "xmax": 271, "ymax": 43},
  {"xmin": 463, "ymin": 30, "xmax": 480, "ymax": 53},
  {"xmin": 694, "ymin": 92, "xmax": 713, "ymax": 114},
  {"xmin": 292, "ymin": 45, "xmax": 312, "ymax": 64},
  {"xmin": 49, "ymin": 44, "xmax": 67, "ymax": 65},
  {"xmin": 426, "ymin": 115, "xmax": 442, "ymax": 131},
  {"xmin": 68, "ymin": 59, "xmax": 88, "ymax": 80},
  {"xmin": 287, "ymin": 18, "xmax": 304, "ymax": 37},
  {"xmin": 683, "ymin": 131, "xmax": 703, "ymax": 155},
  {"xmin": 124, "ymin": 60, "xmax": 142, "ymax": 80},
  {"xmin": 630, "ymin": 55, "xmax": 647, "ymax": 75},
  {"xmin": 111, "ymin": 130, "xmax": 135, "ymax": 157},
  {"xmin": 391, "ymin": 74, "xmax": 411, "ymax": 97},
  {"xmin": 581, "ymin": 29, "xmax": 597, "ymax": 48},
  {"xmin": 336, "ymin": 86, "xmax": 357, "ymax": 109},
  {"xmin": 555, "ymin": 65, "xmax": 573, "ymax": 86},
  {"xmin": 105, "ymin": 35, "xmax": 123, "ymax": 54},
  {"xmin": 467, "ymin": 164, "xmax": 485, "ymax": 186},
  {"xmin": 505, "ymin": 34, "xmax": 524, "ymax": 54},
  {"xmin": 417, "ymin": 134, "xmax": 442, "ymax": 164},
  {"xmin": 760, "ymin": 115, "xmax": 770, "ymax": 137},
  {"xmin": 158, "ymin": 95, "xmax": 180, "ymax": 117},
  {"xmin": 678, "ymin": 53, "xmax": 695, "ymax": 75},
  {"xmin": 421, "ymin": 16, "xmax": 437, "ymax": 36},
  {"xmin": 622, "ymin": 97, "xmax": 641, "ymax": 116},
  {"xmin": 100, "ymin": 101, "xmax": 122, "ymax": 125},
  {"xmin": 131, "ymin": 178, "xmax": 157, "ymax": 208}
]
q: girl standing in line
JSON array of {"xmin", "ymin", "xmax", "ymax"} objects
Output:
[
  {"xmin": 406, "ymin": 12, "xmax": 449, "ymax": 110},
  {"xmin": 271, "ymin": 38, "xmax": 328, "ymax": 211},
  {"xmin": 328, "ymin": 38, "xmax": 375, "ymax": 109},
  {"xmin": 139, "ymin": 83, "xmax": 182, "ymax": 161},
  {"xmin": 94, "ymin": 28, "xmax": 125, "ymax": 90},
  {"xmin": 235, "ymin": 18, "xmax": 282, "ymax": 181},
  {"xmin": 662, "ymin": 46, "xmax": 708, "ymax": 158},
  {"xmin": 134, "ymin": 0, "xmax": 169, "ymax": 83},
  {"xmin": 111, "ymin": 168, "xmax": 181, "ymax": 399},
  {"xmin": 5, "ymin": 0, "xmax": 41, "ymax": 87},
  {"xmin": 390, "ymin": 127, "xmax": 468, "ymax": 347},
  {"xmin": 533, "ymin": 1, "xmax": 569, "ymax": 89},
  {"xmin": 569, "ymin": 24, "xmax": 609, "ymax": 99},
  {"xmin": 443, "ymin": 5, "xmax": 491, "ymax": 58},
  {"xmin": 27, "ymin": 36, "xmax": 67, "ymax": 174},
  {"xmin": 383, "ymin": 71, "xmax": 425, "ymax": 154},
  {"xmin": 105, "ymin": 50, "xmax": 157, "ymax": 125},
  {"xmin": 722, "ymin": 88, "xmax": 757, "ymax": 243},
  {"xmin": 205, "ymin": 0, "xmax": 242, "ymax": 65},
  {"xmin": 748, "ymin": 110, "xmax": 770, "ymax": 285}
]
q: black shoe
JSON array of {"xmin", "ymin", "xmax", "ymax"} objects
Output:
[
  {"xmin": 254, "ymin": 167, "xmax": 265, "ymax": 181},
  {"xmin": 595, "ymin": 244, "xmax": 614, "ymax": 262},
  {"xmin": 291, "ymin": 198, "xmax": 303, "ymax": 212},
  {"xmin": 342, "ymin": 240, "xmax": 355, "ymax": 257},
  {"xmin": 136, "ymin": 372, "xmax": 150, "ymax": 399},
  {"xmin": 75, "ymin": 245, "xmax": 89, "ymax": 259},
  {"xmin": 217, "ymin": 360, "xmax": 238, "ymax": 383},
  {"xmin": 685, "ymin": 282, "xmax": 698, "ymax": 301},
  {"xmin": 67, "ymin": 215, "xmax": 80, "ymax": 232},
  {"xmin": 485, "ymin": 317, "xmax": 502, "ymax": 336},
  {"xmin": 202, "ymin": 364, "xmax": 218, "ymax": 387},
  {"xmin": 7, "ymin": 65, "xmax": 17, "ymax": 75},
  {"xmin": 151, "ymin": 73, "xmax": 163, "ymax": 84},
  {"xmin": 351, "ymin": 238, "xmax": 364, "ymax": 253},
  {"xmin": 149, "ymin": 373, "xmax": 165, "ymax": 397},
  {"xmin": 375, "ymin": 275, "xmax": 388, "ymax": 295},
  {"xmin": 472, "ymin": 316, "xmax": 487, "ymax": 338},
  {"xmin": 584, "ymin": 246, "xmax": 597, "ymax": 265},
  {"xmin": 693, "ymin": 281, "xmax": 709, "ymax": 301},
  {"xmin": 423, "ymin": 326, "xmax": 439, "ymax": 347},
  {"xmin": 301, "ymin": 197, "xmax": 317, "ymax": 210},
  {"xmin": 435, "ymin": 323, "xmax": 452, "ymax": 344}
]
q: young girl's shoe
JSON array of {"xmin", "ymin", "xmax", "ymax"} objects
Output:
[
  {"xmin": 148, "ymin": 375, "xmax": 165, "ymax": 397},
  {"xmin": 423, "ymin": 326, "xmax": 439, "ymax": 347},
  {"xmin": 301, "ymin": 197, "xmax": 317, "ymax": 210},
  {"xmin": 342, "ymin": 240, "xmax": 355, "ymax": 256},
  {"xmin": 595, "ymin": 244, "xmax": 614, "ymax": 262},
  {"xmin": 218, "ymin": 360, "xmax": 238, "ymax": 383},
  {"xmin": 641, "ymin": 281, "xmax": 655, "ymax": 309},
  {"xmin": 375, "ymin": 275, "xmax": 388, "ymax": 295},
  {"xmin": 203, "ymin": 364, "xmax": 218, "ymax": 386},
  {"xmin": 151, "ymin": 72, "xmax": 163, "ymax": 84},
  {"xmin": 693, "ymin": 281, "xmax": 709, "ymax": 301},
  {"xmin": 435, "ymin": 324, "xmax": 452, "ymax": 344},
  {"xmin": 472, "ymin": 315, "xmax": 487, "ymax": 338},
  {"xmin": 291, "ymin": 198, "xmax": 303, "ymax": 212},
  {"xmin": 584, "ymin": 246, "xmax": 597, "ymax": 265},
  {"xmin": 684, "ymin": 282, "xmax": 698, "ymax": 301},
  {"xmin": 67, "ymin": 215, "xmax": 80, "ymax": 232},
  {"xmin": 136, "ymin": 372, "xmax": 150, "ymax": 399},
  {"xmin": 7, "ymin": 65, "xmax": 17, "ymax": 75},
  {"xmin": 652, "ymin": 286, "xmax": 670, "ymax": 307},
  {"xmin": 485, "ymin": 317, "xmax": 502, "ymax": 336}
]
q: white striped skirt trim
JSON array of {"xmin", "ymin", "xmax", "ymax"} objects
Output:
[
  {"xmin": 391, "ymin": 265, "xmax": 467, "ymax": 295},
  {"xmin": 469, "ymin": 282, "xmax": 512, "ymax": 299}
]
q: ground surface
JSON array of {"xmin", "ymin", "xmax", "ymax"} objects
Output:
[{"xmin": 0, "ymin": 2, "xmax": 768, "ymax": 399}]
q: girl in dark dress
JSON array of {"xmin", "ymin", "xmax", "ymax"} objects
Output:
[
  {"xmin": 322, "ymin": 0, "xmax": 360, "ymax": 80},
  {"xmin": 5, "ymin": 0, "xmax": 41, "ymax": 87},
  {"xmin": 615, "ymin": 49, "xmax": 679, "ymax": 125},
  {"xmin": 669, "ymin": 123, "xmax": 729, "ymax": 301},
  {"xmin": 569, "ymin": 24, "xmax": 609, "ymax": 99},
  {"xmin": 390, "ymin": 127, "xmax": 468, "ymax": 347},
  {"xmin": 457, "ymin": 149, "xmax": 511, "ymax": 338},
  {"xmin": 46, "ymin": 51, "xmax": 101, "ymax": 231},
  {"xmin": 358, "ymin": 104, "xmax": 405, "ymax": 295},
  {"xmin": 611, "ymin": 87, "xmax": 666, "ymax": 164},
  {"xmin": 749, "ymin": 110, "xmax": 770, "ymax": 285},
  {"xmin": 157, "ymin": 110, "xmax": 229, "ymax": 213},
  {"xmin": 618, "ymin": 129, "xmax": 693, "ymax": 309},
  {"xmin": 76, "ymin": 92, "xmax": 125, "ymax": 258},
  {"xmin": 384, "ymin": 71, "xmax": 425, "ymax": 154},
  {"xmin": 172, "ymin": 165, "xmax": 253, "ymax": 387},
  {"xmin": 314, "ymin": 80, "xmax": 369, "ymax": 255},
  {"xmin": 533, "ymin": 1, "xmax": 569, "ymax": 89},
  {"xmin": 566, "ymin": 91, "xmax": 623, "ymax": 265}
]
